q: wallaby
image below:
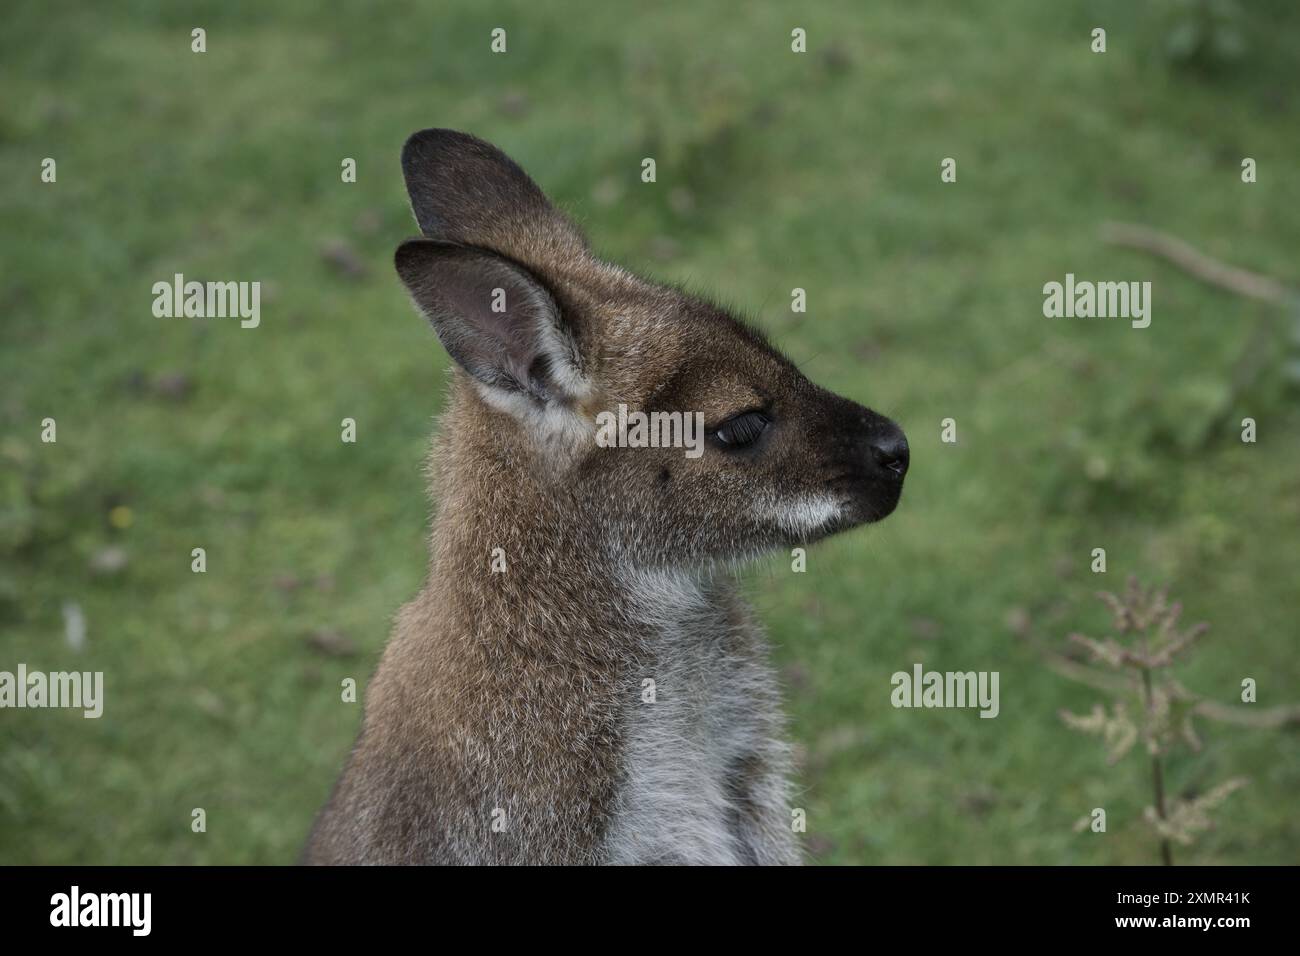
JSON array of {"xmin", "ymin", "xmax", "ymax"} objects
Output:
[{"xmin": 304, "ymin": 129, "xmax": 909, "ymax": 865}]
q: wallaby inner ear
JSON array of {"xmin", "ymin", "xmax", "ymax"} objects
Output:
[{"xmin": 395, "ymin": 239, "xmax": 587, "ymax": 405}]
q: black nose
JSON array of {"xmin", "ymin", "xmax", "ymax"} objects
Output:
[{"xmin": 870, "ymin": 427, "xmax": 909, "ymax": 479}]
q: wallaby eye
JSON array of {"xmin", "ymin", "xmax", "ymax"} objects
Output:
[{"xmin": 715, "ymin": 411, "xmax": 770, "ymax": 447}]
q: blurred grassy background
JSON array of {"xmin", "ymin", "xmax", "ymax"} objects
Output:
[{"xmin": 2, "ymin": 0, "xmax": 1298, "ymax": 864}]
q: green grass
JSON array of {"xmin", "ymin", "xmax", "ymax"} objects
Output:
[{"xmin": 2, "ymin": 0, "xmax": 1298, "ymax": 864}]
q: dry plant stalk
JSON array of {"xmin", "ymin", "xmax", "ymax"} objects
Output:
[{"xmin": 1059, "ymin": 577, "xmax": 1248, "ymax": 865}]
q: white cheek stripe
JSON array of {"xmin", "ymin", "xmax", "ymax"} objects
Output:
[{"xmin": 768, "ymin": 494, "xmax": 841, "ymax": 536}]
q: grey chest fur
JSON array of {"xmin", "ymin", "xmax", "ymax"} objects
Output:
[{"xmin": 602, "ymin": 570, "xmax": 800, "ymax": 865}]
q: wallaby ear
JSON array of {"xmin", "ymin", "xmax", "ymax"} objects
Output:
[
  {"xmin": 400, "ymin": 129, "xmax": 587, "ymax": 270},
  {"xmin": 395, "ymin": 239, "xmax": 587, "ymax": 406}
]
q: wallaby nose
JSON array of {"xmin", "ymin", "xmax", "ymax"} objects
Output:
[{"xmin": 870, "ymin": 426, "xmax": 909, "ymax": 480}]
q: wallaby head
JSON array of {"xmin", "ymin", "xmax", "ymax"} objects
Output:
[{"xmin": 394, "ymin": 129, "xmax": 908, "ymax": 567}]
